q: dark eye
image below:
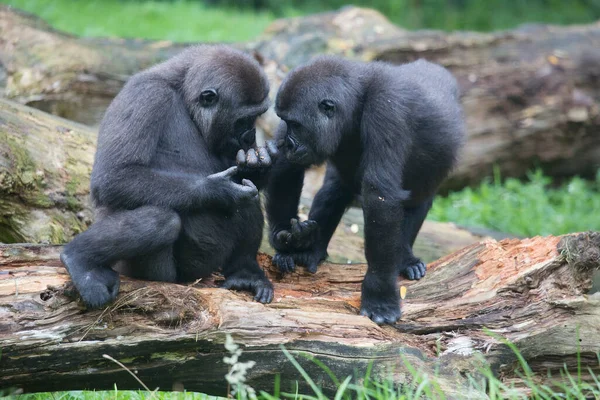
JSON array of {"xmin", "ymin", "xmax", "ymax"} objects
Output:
[
  {"xmin": 319, "ymin": 99, "xmax": 335, "ymax": 117},
  {"xmin": 200, "ymin": 89, "xmax": 218, "ymax": 107}
]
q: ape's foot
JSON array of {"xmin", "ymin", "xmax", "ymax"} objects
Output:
[
  {"xmin": 359, "ymin": 297, "xmax": 401, "ymax": 325},
  {"xmin": 360, "ymin": 271, "xmax": 401, "ymax": 324},
  {"xmin": 398, "ymin": 259, "xmax": 427, "ymax": 280},
  {"xmin": 273, "ymin": 253, "xmax": 297, "ymax": 273},
  {"xmin": 222, "ymin": 270, "xmax": 274, "ymax": 304},
  {"xmin": 273, "ymin": 248, "xmax": 327, "ymax": 274},
  {"xmin": 60, "ymin": 253, "xmax": 120, "ymax": 309}
]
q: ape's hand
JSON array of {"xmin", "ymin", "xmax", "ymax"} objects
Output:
[
  {"xmin": 272, "ymin": 218, "xmax": 319, "ymax": 251},
  {"xmin": 200, "ymin": 166, "xmax": 258, "ymax": 210},
  {"xmin": 236, "ymin": 140, "xmax": 278, "ymax": 175},
  {"xmin": 271, "ymin": 218, "xmax": 326, "ymax": 274}
]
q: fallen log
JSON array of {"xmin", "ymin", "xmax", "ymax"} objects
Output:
[
  {"xmin": 0, "ymin": 97, "xmax": 498, "ymax": 264},
  {"xmin": 0, "ymin": 232, "xmax": 599, "ymax": 397},
  {"xmin": 2, "ymin": 6, "xmax": 600, "ymax": 191},
  {"xmin": 0, "ymin": 5, "xmax": 189, "ymax": 126},
  {"xmin": 0, "ymin": 98, "xmax": 95, "ymax": 243}
]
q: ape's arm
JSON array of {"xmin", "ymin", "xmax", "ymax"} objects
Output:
[
  {"xmin": 92, "ymin": 81, "xmax": 254, "ymax": 212},
  {"xmin": 265, "ymin": 156, "xmax": 306, "ymax": 251}
]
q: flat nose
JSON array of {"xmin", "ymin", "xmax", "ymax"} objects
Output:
[
  {"xmin": 286, "ymin": 135, "xmax": 297, "ymax": 151},
  {"xmin": 240, "ymin": 128, "xmax": 256, "ymax": 149}
]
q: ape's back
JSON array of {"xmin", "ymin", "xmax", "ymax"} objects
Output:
[{"xmin": 369, "ymin": 59, "xmax": 464, "ymax": 202}]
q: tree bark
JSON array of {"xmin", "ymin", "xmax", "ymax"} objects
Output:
[
  {"xmin": 3, "ymin": 6, "xmax": 600, "ymax": 190},
  {"xmin": 0, "ymin": 98, "xmax": 499, "ymax": 264},
  {"xmin": 0, "ymin": 98, "xmax": 95, "ymax": 243},
  {"xmin": 0, "ymin": 5, "xmax": 189, "ymax": 126},
  {"xmin": 1, "ymin": 232, "xmax": 599, "ymax": 397}
]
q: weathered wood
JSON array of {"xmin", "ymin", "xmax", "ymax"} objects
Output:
[
  {"xmin": 0, "ymin": 5, "xmax": 189, "ymax": 126},
  {"xmin": 1, "ymin": 233, "xmax": 599, "ymax": 396},
  {"xmin": 0, "ymin": 98, "xmax": 95, "ymax": 243},
  {"xmin": 0, "ymin": 98, "xmax": 496, "ymax": 265}
]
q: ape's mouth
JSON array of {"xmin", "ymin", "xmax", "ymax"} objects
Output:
[{"xmin": 285, "ymin": 145, "xmax": 315, "ymax": 166}]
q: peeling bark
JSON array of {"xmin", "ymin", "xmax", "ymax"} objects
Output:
[{"xmin": 0, "ymin": 233, "xmax": 599, "ymax": 396}]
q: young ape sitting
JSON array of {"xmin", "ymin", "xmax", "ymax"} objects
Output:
[
  {"xmin": 266, "ymin": 57, "xmax": 465, "ymax": 324},
  {"xmin": 61, "ymin": 45, "xmax": 277, "ymax": 309}
]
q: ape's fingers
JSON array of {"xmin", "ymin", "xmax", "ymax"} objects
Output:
[
  {"xmin": 303, "ymin": 220, "xmax": 318, "ymax": 233},
  {"xmin": 266, "ymin": 140, "xmax": 279, "ymax": 157},
  {"xmin": 236, "ymin": 149, "xmax": 246, "ymax": 165},
  {"xmin": 276, "ymin": 138, "xmax": 286, "ymax": 150},
  {"xmin": 276, "ymin": 230, "xmax": 292, "ymax": 245},
  {"xmin": 257, "ymin": 147, "xmax": 271, "ymax": 166},
  {"xmin": 221, "ymin": 166, "xmax": 239, "ymax": 177},
  {"xmin": 307, "ymin": 261, "xmax": 319, "ymax": 274},
  {"xmin": 246, "ymin": 148, "xmax": 259, "ymax": 167},
  {"xmin": 290, "ymin": 218, "xmax": 300, "ymax": 234},
  {"xmin": 241, "ymin": 179, "xmax": 258, "ymax": 192}
]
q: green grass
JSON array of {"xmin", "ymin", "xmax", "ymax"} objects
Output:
[
  {"xmin": 0, "ymin": 0, "xmax": 275, "ymax": 42},
  {"xmin": 269, "ymin": 0, "xmax": 600, "ymax": 32},
  {"xmin": 15, "ymin": 391, "xmax": 220, "ymax": 399},
  {"xmin": 429, "ymin": 170, "xmax": 600, "ymax": 237},
  {"xmin": 3, "ymin": 0, "xmax": 600, "ymax": 45},
  {"xmin": 11, "ymin": 338, "xmax": 600, "ymax": 400}
]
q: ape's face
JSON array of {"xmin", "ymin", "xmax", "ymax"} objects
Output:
[
  {"xmin": 183, "ymin": 52, "xmax": 270, "ymax": 159},
  {"xmin": 272, "ymin": 119, "xmax": 326, "ymax": 167},
  {"xmin": 274, "ymin": 62, "xmax": 358, "ymax": 167}
]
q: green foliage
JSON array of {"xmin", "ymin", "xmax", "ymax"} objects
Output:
[
  {"xmin": 199, "ymin": 0, "xmax": 600, "ymax": 31},
  {"xmin": 429, "ymin": 170, "xmax": 600, "ymax": 236},
  {"xmin": 15, "ymin": 391, "xmax": 220, "ymax": 399},
  {"xmin": 1, "ymin": 0, "xmax": 274, "ymax": 42},
  {"xmin": 3, "ymin": 0, "xmax": 600, "ymax": 43},
  {"xmin": 268, "ymin": 340, "xmax": 600, "ymax": 400}
]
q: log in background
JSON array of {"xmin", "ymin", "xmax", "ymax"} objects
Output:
[{"xmin": 1, "ymin": 5, "xmax": 600, "ymax": 192}]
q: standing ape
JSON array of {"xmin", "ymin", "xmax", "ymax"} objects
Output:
[
  {"xmin": 61, "ymin": 45, "xmax": 276, "ymax": 309},
  {"xmin": 266, "ymin": 57, "xmax": 464, "ymax": 324}
]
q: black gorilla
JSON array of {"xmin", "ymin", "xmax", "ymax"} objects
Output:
[
  {"xmin": 266, "ymin": 57, "xmax": 465, "ymax": 324},
  {"xmin": 61, "ymin": 45, "xmax": 276, "ymax": 309}
]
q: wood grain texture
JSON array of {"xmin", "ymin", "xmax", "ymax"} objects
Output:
[{"xmin": 1, "ymin": 233, "xmax": 598, "ymax": 396}]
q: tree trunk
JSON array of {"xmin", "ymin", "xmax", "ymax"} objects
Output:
[
  {"xmin": 0, "ymin": 98, "xmax": 500, "ymax": 264},
  {"xmin": 0, "ymin": 98, "xmax": 96, "ymax": 243},
  {"xmin": 3, "ymin": 6, "xmax": 600, "ymax": 191},
  {"xmin": 1, "ymin": 232, "xmax": 599, "ymax": 397},
  {"xmin": 0, "ymin": 5, "xmax": 189, "ymax": 126}
]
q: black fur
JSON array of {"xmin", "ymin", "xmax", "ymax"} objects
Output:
[
  {"xmin": 61, "ymin": 45, "xmax": 275, "ymax": 309},
  {"xmin": 265, "ymin": 57, "xmax": 464, "ymax": 324}
]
